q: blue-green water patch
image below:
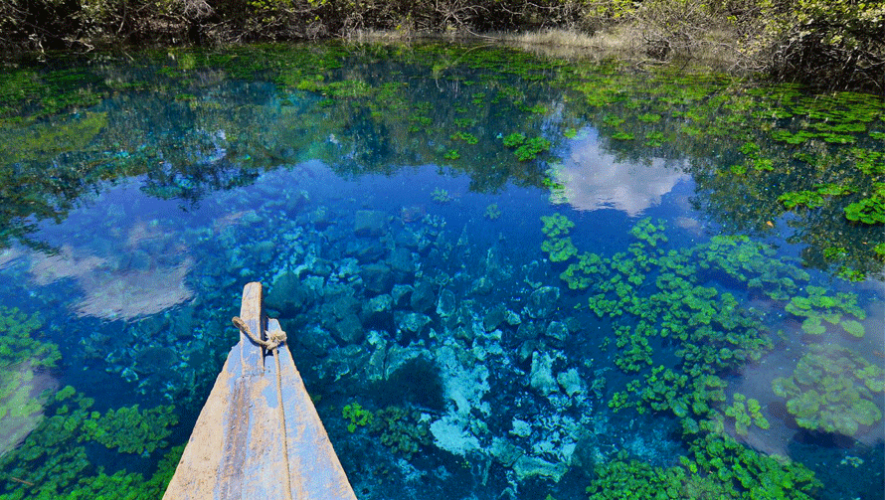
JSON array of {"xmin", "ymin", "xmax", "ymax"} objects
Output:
[{"xmin": 0, "ymin": 42, "xmax": 883, "ymax": 500}]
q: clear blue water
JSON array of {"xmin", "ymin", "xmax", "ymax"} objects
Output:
[{"xmin": 0, "ymin": 43, "xmax": 883, "ymax": 499}]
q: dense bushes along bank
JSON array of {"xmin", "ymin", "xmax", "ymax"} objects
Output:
[{"xmin": 0, "ymin": 0, "xmax": 883, "ymax": 92}]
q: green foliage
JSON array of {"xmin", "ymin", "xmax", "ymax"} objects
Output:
[
  {"xmin": 83, "ymin": 404, "xmax": 179, "ymax": 455},
  {"xmin": 772, "ymin": 344, "xmax": 884, "ymax": 436},
  {"xmin": 540, "ymin": 213, "xmax": 574, "ymax": 239},
  {"xmin": 484, "ymin": 203, "xmax": 501, "ymax": 220},
  {"xmin": 342, "ymin": 402, "xmax": 373, "ymax": 433},
  {"xmin": 368, "ymin": 406, "xmax": 431, "ymax": 459},
  {"xmin": 513, "ymin": 137, "xmax": 552, "ymax": 161},
  {"xmin": 724, "ymin": 393, "xmax": 770, "ymax": 436},
  {"xmin": 431, "ymin": 188, "xmax": 452, "ymax": 203},
  {"xmin": 0, "ymin": 307, "xmax": 59, "ymax": 369},
  {"xmin": 0, "ymin": 388, "xmax": 180, "ymax": 499},
  {"xmin": 758, "ymin": 0, "xmax": 885, "ymax": 91},
  {"xmin": 541, "ymin": 237, "xmax": 578, "ymax": 263},
  {"xmin": 784, "ymin": 285, "xmax": 866, "ymax": 338}
]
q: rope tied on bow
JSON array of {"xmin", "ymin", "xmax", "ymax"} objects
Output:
[{"xmin": 231, "ymin": 316, "xmax": 287, "ymax": 351}]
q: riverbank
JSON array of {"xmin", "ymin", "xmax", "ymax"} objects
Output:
[{"xmin": 2, "ymin": 0, "xmax": 882, "ymax": 93}]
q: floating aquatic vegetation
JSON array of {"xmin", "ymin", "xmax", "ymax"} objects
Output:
[
  {"xmin": 359, "ymin": 405, "xmax": 432, "ymax": 459},
  {"xmin": 0, "ymin": 387, "xmax": 180, "ymax": 498},
  {"xmin": 431, "ymin": 188, "xmax": 453, "ymax": 203},
  {"xmin": 484, "ymin": 203, "xmax": 501, "ymax": 220},
  {"xmin": 342, "ymin": 402, "xmax": 374, "ymax": 433},
  {"xmin": 784, "ymin": 285, "xmax": 866, "ymax": 338},
  {"xmin": 0, "ymin": 307, "xmax": 59, "ymax": 456},
  {"xmin": 772, "ymin": 345, "xmax": 884, "ymax": 437}
]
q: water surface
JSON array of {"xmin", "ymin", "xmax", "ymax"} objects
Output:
[{"xmin": 0, "ymin": 42, "xmax": 883, "ymax": 500}]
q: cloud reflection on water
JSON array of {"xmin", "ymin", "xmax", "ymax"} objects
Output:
[{"xmin": 550, "ymin": 131, "xmax": 689, "ymax": 216}]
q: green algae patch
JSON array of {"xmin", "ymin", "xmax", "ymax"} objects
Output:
[
  {"xmin": 0, "ymin": 387, "xmax": 181, "ymax": 499},
  {"xmin": 772, "ymin": 345, "xmax": 884, "ymax": 436}
]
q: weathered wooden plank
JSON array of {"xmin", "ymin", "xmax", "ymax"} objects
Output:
[
  {"xmin": 163, "ymin": 282, "xmax": 357, "ymax": 500},
  {"xmin": 271, "ymin": 318, "xmax": 357, "ymax": 500}
]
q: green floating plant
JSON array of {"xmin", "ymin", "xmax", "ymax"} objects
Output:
[
  {"xmin": 844, "ymin": 183, "xmax": 885, "ymax": 224},
  {"xmin": 724, "ymin": 393, "xmax": 770, "ymax": 436},
  {"xmin": 772, "ymin": 345, "xmax": 884, "ymax": 436},
  {"xmin": 630, "ymin": 217, "xmax": 667, "ymax": 247},
  {"xmin": 586, "ymin": 432, "xmax": 821, "ymax": 500},
  {"xmin": 484, "ymin": 203, "xmax": 502, "ymax": 220},
  {"xmin": 342, "ymin": 402, "xmax": 374, "ymax": 433},
  {"xmin": 514, "ymin": 137, "xmax": 552, "ymax": 161},
  {"xmin": 442, "ymin": 149, "xmax": 461, "ymax": 161},
  {"xmin": 450, "ymin": 131, "xmax": 479, "ymax": 144},
  {"xmin": 502, "ymin": 132, "xmax": 526, "ymax": 148},
  {"xmin": 0, "ymin": 306, "xmax": 61, "ymax": 369},
  {"xmin": 540, "ymin": 213, "xmax": 574, "ymax": 238},
  {"xmin": 369, "ymin": 406, "xmax": 431, "ymax": 459},
  {"xmin": 560, "ymin": 252, "xmax": 609, "ymax": 290},
  {"xmin": 541, "ymin": 237, "xmax": 578, "ymax": 262},
  {"xmin": 431, "ymin": 187, "xmax": 452, "ymax": 203},
  {"xmin": 0, "ymin": 387, "xmax": 180, "ymax": 498},
  {"xmin": 784, "ymin": 285, "xmax": 866, "ymax": 338}
]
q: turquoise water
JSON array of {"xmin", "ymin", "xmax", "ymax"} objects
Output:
[{"xmin": 0, "ymin": 43, "xmax": 883, "ymax": 499}]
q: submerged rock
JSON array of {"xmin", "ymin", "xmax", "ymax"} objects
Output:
[
  {"xmin": 557, "ymin": 368, "xmax": 584, "ymax": 398},
  {"xmin": 360, "ymin": 263, "xmax": 394, "ymax": 294},
  {"xmin": 545, "ymin": 321, "xmax": 569, "ymax": 345},
  {"xmin": 360, "ymin": 294, "xmax": 393, "ymax": 326},
  {"xmin": 134, "ymin": 346, "xmax": 175, "ymax": 375},
  {"xmin": 388, "ymin": 246, "xmax": 416, "ymax": 281},
  {"xmin": 483, "ymin": 305, "xmax": 506, "ymax": 332},
  {"xmin": 429, "ymin": 415, "xmax": 481, "ymax": 457},
  {"xmin": 410, "ymin": 280, "xmax": 435, "ymax": 313},
  {"xmin": 515, "ymin": 321, "xmax": 544, "ymax": 343},
  {"xmin": 470, "ymin": 276, "xmax": 494, "ymax": 295},
  {"xmin": 490, "ymin": 437, "xmax": 524, "ymax": 467},
  {"xmin": 297, "ymin": 324, "xmax": 337, "ymax": 357},
  {"xmin": 525, "ymin": 286, "xmax": 561, "ymax": 319},
  {"xmin": 530, "ymin": 352, "xmax": 558, "ymax": 397},
  {"xmin": 345, "ymin": 240, "xmax": 386, "ymax": 263},
  {"xmin": 436, "ymin": 289, "xmax": 458, "ymax": 318},
  {"xmin": 395, "ymin": 311, "xmax": 431, "ymax": 336},
  {"xmin": 330, "ymin": 313, "xmax": 363, "ymax": 344},
  {"xmin": 390, "ymin": 284, "xmax": 414, "ymax": 307},
  {"xmin": 265, "ymin": 271, "xmax": 323, "ymax": 317},
  {"xmin": 513, "ymin": 455, "xmax": 569, "ymax": 483},
  {"xmin": 354, "ymin": 210, "xmax": 387, "ymax": 237}
]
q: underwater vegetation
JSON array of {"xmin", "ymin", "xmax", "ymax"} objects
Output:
[
  {"xmin": 0, "ymin": 42, "xmax": 882, "ymax": 500},
  {"xmin": 0, "ymin": 307, "xmax": 60, "ymax": 456},
  {"xmin": 540, "ymin": 215, "xmax": 879, "ymax": 498},
  {"xmin": 0, "ymin": 305, "xmax": 179, "ymax": 498},
  {"xmin": 772, "ymin": 345, "xmax": 884, "ymax": 436},
  {"xmin": 0, "ymin": 386, "xmax": 180, "ymax": 499},
  {"xmin": 342, "ymin": 403, "xmax": 432, "ymax": 459}
]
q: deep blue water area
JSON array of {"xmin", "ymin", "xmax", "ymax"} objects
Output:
[{"xmin": 0, "ymin": 42, "xmax": 883, "ymax": 500}]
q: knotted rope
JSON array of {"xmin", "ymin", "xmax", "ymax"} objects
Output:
[{"xmin": 231, "ymin": 316, "xmax": 287, "ymax": 351}]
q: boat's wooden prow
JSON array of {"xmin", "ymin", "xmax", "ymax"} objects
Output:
[{"xmin": 163, "ymin": 282, "xmax": 357, "ymax": 500}]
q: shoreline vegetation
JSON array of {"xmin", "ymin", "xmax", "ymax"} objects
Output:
[{"xmin": 1, "ymin": 0, "xmax": 883, "ymax": 93}]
